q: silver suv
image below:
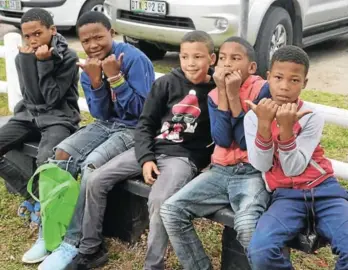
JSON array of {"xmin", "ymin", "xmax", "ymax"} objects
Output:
[{"xmin": 104, "ymin": 0, "xmax": 348, "ymax": 75}]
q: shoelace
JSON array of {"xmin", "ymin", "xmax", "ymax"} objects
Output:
[{"xmin": 57, "ymin": 243, "xmax": 76, "ymax": 259}]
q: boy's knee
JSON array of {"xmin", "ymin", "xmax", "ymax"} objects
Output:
[
  {"xmin": 248, "ymin": 238, "xmax": 278, "ymax": 268},
  {"xmin": 55, "ymin": 149, "xmax": 71, "ymax": 160},
  {"xmin": 160, "ymin": 202, "xmax": 182, "ymax": 224}
]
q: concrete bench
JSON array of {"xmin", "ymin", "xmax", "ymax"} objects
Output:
[{"xmin": 0, "ymin": 116, "xmax": 327, "ymax": 270}]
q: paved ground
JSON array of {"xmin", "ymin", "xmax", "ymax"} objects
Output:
[{"xmin": 1, "ymin": 23, "xmax": 348, "ymax": 95}]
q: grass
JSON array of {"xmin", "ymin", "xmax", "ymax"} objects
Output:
[{"xmin": 0, "ymin": 56, "xmax": 347, "ymax": 269}]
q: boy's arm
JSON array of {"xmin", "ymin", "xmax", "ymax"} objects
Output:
[
  {"xmin": 244, "ymin": 111, "xmax": 275, "ymax": 172},
  {"xmin": 111, "ymin": 56, "xmax": 154, "ymax": 119},
  {"xmin": 208, "ymin": 96, "xmax": 234, "ymax": 148},
  {"xmin": 228, "ymin": 82, "xmax": 272, "ymax": 150},
  {"xmin": 36, "ymin": 52, "xmax": 79, "ymax": 108},
  {"xmin": 278, "ymin": 112, "xmax": 323, "ymax": 177},
  {"xmin": 81, "ymin": 72, "xmax": 112, "ymax": 120},
  {"xmin": 134, "ymin": 78, "xmax": 167, "ymax": 166},
  {"xmin": 15, "ymin": 55, "xmax": 25, "ymax": 97},
  {"xmin": 17, "ymin": 53, "xmax": 40, "ymax": 95}
]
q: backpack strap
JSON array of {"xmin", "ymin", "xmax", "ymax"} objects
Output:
[{"xmin": 27, "ymin": 163, "xmax": 62, "ymax": 202}]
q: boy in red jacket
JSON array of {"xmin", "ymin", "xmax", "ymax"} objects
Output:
[{"xmin": 245, "ymin": 45, "xmax": 348, "ymax": 270}]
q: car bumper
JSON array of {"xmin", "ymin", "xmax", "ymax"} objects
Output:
[
  {"xmin": 0, "ymin": 0, "xmax": 85, "ymax": 27},
  {"xmin": 104, "ymin": 0, "xmax": 240, "ymax": 48}
]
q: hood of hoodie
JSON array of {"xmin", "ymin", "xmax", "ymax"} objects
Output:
[{"xmin": 50, "ymin": 33, "xmax": 68, "ymax": 59}]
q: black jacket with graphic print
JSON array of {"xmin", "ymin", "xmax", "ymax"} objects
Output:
[
  {"xmin": 13, "ymin": 33, "xmax": 80, "ymax": 132},
  {"xmin": 135, "ymin": 67, "xmax": 215, "ymax": 169}
]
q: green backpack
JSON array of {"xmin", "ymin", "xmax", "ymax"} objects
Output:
[{"xmin": 27, "ymin": 163, "xmax": 80, "ymax": 251}]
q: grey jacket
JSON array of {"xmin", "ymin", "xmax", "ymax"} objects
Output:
[{"xmin": 13, "ymin": 33, "xmax": 80, "ymax": 131}]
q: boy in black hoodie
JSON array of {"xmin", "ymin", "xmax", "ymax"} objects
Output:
[
  {"xmin": 67, "ymin": 30, "xmax": 216, "ymax": 270},
  {"xmin": 0, "ymin": 8, "xmax": 80, "ymax": 196}
]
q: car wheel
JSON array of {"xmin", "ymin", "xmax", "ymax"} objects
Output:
[
  {"xmin": 80, "ymin": 0, "xmax": 105, "ymax": 16},
  {"xmin": 254, "ymin": 6, "xmax": 293, "ymax": 78},
  {"xmin": 124, "ymin": 36, "xmax": 167, "ymax": 60}
]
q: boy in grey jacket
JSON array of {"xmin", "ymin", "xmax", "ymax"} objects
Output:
[{"xmin": 0, "ymin": 8, "xmax": 80, "ymax": 196}]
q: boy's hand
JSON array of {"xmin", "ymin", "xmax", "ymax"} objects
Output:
[
  {"xmin": 35, "ymin": 45, "xmax": 54, "ymax": 60},
  {"xmin": 77, "ymin": 58, "xmax": 102, "ymax": 89},
  {"xmin": 225, "ymin": 70, "xmax": 242, "ymax": 98},
  {"xmin": 18, "ymin": 45, "xmax": 34, "ymax": 54},
  {"xmin": 101, "ymin": 53, "xmax": 124, "ymax": 78},
  {"xmin": 276, "ymin": 103, "xmax": 312, "ymax": 129},
  {"xmin": 245, "ymin": 98, "xmax": 279, "ymax": 124},
  {"xmin": 213, "ymin": 66, "xmax": 226, "ymax": 91},
  {"xmin": 142, "ymin": 161, "xmax": 160, "ymax": 185}
]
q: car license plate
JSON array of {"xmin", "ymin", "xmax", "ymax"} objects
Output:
[
  {"xmin": 130, "ymin": 0, "xmax": 167, "ymax": 16},
  {"xmin": 0, "ymin": 0, "xmax": 22, "ymax": 11}
]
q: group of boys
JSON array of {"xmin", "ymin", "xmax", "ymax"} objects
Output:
[{"xmin": 0, "ymin": 7, "xmax": 348, "ymax": 270}]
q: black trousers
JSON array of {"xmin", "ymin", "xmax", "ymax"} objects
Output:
[{"xmin": 0, "ymin": 118, "xmax": 72, "ymax": 196}]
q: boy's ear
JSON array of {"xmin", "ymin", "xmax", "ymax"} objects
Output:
[
  {"xmin": 110, "ymin": 29, "xmax": 115, "ymax": 37},
  {"xmin": 210, "ymin": 53, "xmax": 217, "ymax": 66},
  {"xmin": 249, "ymin": 61, "xmax": 257, "ymax": 75},
  {"xmin": 303, "ymin": 77, "xmax": 308, "ymax": 89},
  {"xmin": 50, "ymin": 25, "xmax": 57, "ymax": 36},
  {"xmin": 266, "ymin": 71, "xmax": 271, "ymax": 81}
]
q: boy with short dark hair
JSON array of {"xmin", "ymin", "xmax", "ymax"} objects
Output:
[
  {"xmin": 245, "ymin": 45, "xmax": 348, "ymax": 269},
  {"xmin": 160, "ymin": 37, "xmax": 271, "ymax": 270},
  {"xmin": 24, "ymin": 11, "xmax": 154, "ymax": 269},
  {"xmin": 0, "ymin": 8, "xmax": 79, "ymax": 196},
  {"xmin": 67, "ymin": 30, "xmax": 216, "ymax": 270}
]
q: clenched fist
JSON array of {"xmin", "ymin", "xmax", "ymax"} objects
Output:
[
  {"xmin": 225, "ymin": 69, "xmax": 242, "ymax": 99},
  {"xmin": 142, "ymin": 161, "xmax": 160, "ymax": 185},
  {"xmin": 77, "ymin": 58, "xmax": 103, "ymax": 89},
  {"xmin": 245, "ymin": 98, "xmax": 279, "ymax": 125},
  {"xmin": 102, "ymin": 53, "xmax": 124, "ymax": 78},
  {"xmin": 18, "ymin": 45, "xmax": 34, "ymax": 54},
  {"xmin": 276, "ymin": 103, "xmax": 312, "ymax": 129},
  {"xmin": 35, "ymin": 45, "xmax": 54, "ymax": 60}
]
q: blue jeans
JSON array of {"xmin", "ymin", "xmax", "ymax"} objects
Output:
[
  {"xmin": 248, "ymin": 177, "xmax": 348, "ymax": 270},
  {"xmin": 50, "ymin": 120, "xmax": 134, "ymax": 247},
  {"xmin": 160, "ymin": 163, "xmax": 270, "ymax": 270}
]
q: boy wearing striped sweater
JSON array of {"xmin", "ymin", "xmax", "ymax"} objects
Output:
[{"xmin": 245, "ymin": 45, "xmax": 348, "ymax": 270}]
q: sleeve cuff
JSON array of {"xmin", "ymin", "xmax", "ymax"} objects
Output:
[
  {"xmin": 138, "ymin": 153, "xmax": 156, "ymax": 167},
  {"xmin": 277, "ymin": 135, "xmax": 296, "ymax": 152},
  {"xmin": 255, "ymin": 132, "xmax": 273, "ymax": 150},
  {"xmin": 231, "ymin": 110, "xmax": 245, "ymax": 125},
  {"xmin": 111, "ymin": 79, "xmax": 128, "ymax": 94},
  {"xmin": 90, "ymin": 82, "xmax": 108, "ymax": 98},
  {"xmin": 216, "ymin": 109, "xmax": 231, "ymax": 117},
  {"xmin": 37, "ymin": 59, "xmax": 54, "ymax": 69}
]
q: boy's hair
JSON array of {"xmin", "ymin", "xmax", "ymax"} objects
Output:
[
  {"xmin": 181, "ymin": 30, "xmax": 214, "ymax": 54},
  {"xmin": 21, "ymin": 8, "xmax": 54, "ymax": 28},
  {"xmin": 223, "ymin": 36, "xmax": 256, "ymax": 62},
  {"xmin": 270, "ymin": 45, "xmax": 310, "ymax": 76},
  {"xmin": 76, "ymin": 11, "xmax": 112, "ymax": 32}
]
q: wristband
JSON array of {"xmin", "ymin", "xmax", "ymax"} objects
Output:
[
  {"xmin": 110, "ymin": 76, "xmax": 125, "ymax": 88},
  {"xmin": 107, "ymin": 72, "xmax": 123, "ymax": 83}
]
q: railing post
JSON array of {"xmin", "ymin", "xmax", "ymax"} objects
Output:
[
  {"xmin": 4, "ymin": 32, "xmax": 22, "ymax": 112},
  {"xmin": 239, "ymin": 0, "xmax": 250, "ymax": 39}
]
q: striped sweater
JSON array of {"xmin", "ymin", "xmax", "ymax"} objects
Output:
[{"xmin": 244, "ymin": 100, "xmax": 334, "ymax": 191}]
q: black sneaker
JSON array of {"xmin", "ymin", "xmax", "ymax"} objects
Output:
[{"xmin": 65, "ymin": 247, "xmax": 108, "ymax": 270}]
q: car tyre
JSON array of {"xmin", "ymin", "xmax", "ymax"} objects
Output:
[
  {"xmin": 80, "ymin": 0, "xmax": 105, "ymax": 16},
  {"xmin": 254, "ymin": 6, "xmax": 293, "ymax": 78},
  {"xmin": 125, "ymin": 37, "xmax": 167, "ymax": 60}
]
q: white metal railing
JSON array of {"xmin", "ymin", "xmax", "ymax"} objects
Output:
[{"xmin": 0, "ymin": 32, "xmax": 347, "ymax": 179}]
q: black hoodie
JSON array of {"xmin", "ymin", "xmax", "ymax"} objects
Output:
[
  {"xmin": 13, "ymin": 33, "xmax": 80, "ymax": 131},
  {"xmin": 134, "ymin": 67, "xmax": 215, "ymax": 170}
]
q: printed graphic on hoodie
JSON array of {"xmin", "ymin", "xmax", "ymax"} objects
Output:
[{"xmin": 157, "ymin": 90, "xmax": 201, "ymax": 143}]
